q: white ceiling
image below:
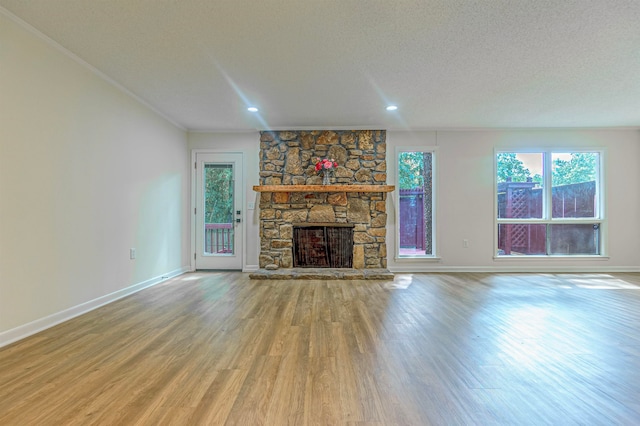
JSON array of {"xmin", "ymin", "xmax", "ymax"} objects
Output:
[{"xmin": 2, "ymin": 0, "xmax": 639, "ymax": 131}]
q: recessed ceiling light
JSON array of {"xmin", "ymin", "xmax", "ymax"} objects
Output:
[
  {"xmin": 247, "ymin": 107, "xmax": 259, "ymax": 112},
  {"xmin": 386, "ymin": 105, "xmax": 398, "ymax": 111}
]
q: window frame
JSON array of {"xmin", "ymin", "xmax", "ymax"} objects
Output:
[
  {"xmin": 395, "ymin": 146, "xmax": 438, "ymax": 260},
  {"xmin": 494, "ymin": 148, "xmax": 606, "ymax": 258}
]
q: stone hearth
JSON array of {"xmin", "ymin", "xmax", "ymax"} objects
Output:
[{"xmin": 249, "ymin": 268, "xmax": 394, "ymax": 280}]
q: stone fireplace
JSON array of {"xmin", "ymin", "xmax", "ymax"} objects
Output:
[{"xmin": 252, "ymin": 130, "xmax": 393, "ymax": 278}]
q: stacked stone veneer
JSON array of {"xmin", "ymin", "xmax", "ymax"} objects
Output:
[{"xmin": 258, "ymin": 130, "xmax": 388, "ymax": 270}]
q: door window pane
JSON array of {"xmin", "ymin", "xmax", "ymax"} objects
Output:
[{"xmin": 204, "ymin": 164, "xmax": 234, "ymax": 255}]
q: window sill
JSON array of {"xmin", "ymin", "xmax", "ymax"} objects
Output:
[
  {"xmin": 394, "ymin": 256, "xmax": 441, "ymax": 262},
  {"xmin": 493, "ymin": 255, "xmax": 610, "ymax": 261}
]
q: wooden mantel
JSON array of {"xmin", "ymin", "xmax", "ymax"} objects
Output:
[{"xmin": 253, "ymin": 184, "xmax": 395, "ymax": 193}]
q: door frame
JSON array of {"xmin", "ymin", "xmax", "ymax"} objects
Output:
[{"xmin": 191, "ymin": 149, "xmax": 246, "ymax": 271}]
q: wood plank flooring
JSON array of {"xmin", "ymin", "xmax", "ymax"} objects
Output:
[{"xmin": 2, "ymin": 272, "xmax": 640, "ymax": 425}]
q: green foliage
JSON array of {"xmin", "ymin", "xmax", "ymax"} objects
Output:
[
  {"xmin": 205, "ymin": 165, "xmax": 233, "ymax": 223},
  {"xmin": 496, "ymin": 153, "xmax": 532, "ymax": 183},
  {"xmin": 497, "ymin": 152, "xmax": 597, "ymax": 186},
  {"xmin": 552, "ymin": 153, "xmax": 598, "ymax": 186},
  {"xmin": 398, "ymin": 152, "xmax": 424, "ymax": 189}
]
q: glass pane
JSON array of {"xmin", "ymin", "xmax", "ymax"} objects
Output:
[
  {"xmin": 552, "ymin": 153, "xmax": 598, "ymax": 218},
  {"xmin": 497, "ymin": 153, "xmax": 543, "ymax": 219},
  {"xmin": 549, "ymin": 224, "xmax": 600, "ymax": 255},
  {"xmin": 497, "ymin": 224, "xmax": 546, "ymax": 255},
  {"xmin": 204, "ymin": 164, "xmax": 234, "ymax": 255},
  {"xmin": 398, "ymin": 152, "xmax": 432, "ymax": 256}
]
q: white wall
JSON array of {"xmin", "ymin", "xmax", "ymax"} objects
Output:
[
  {"xmin": 387, "ymin": 129, "xmax": 640, "ymax": 272},
  {"xmin": 0, "ymin": 12, "xmax": 190, "ymax": 345},
  {"xmin": 188, "ymin": 132, "xmax": 261, "ymax": 270}
]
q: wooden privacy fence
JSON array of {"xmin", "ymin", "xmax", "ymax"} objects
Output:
[
  {"xmin": 497, "ymin": 180, "xmax": 596, "ymax": 254},
  {"xmin": 399, "ymin": 189, "xmax": 425, "ymax": 250},
  {"xmin": 205, "ymin": 223, "xmax": 233, "ymax": 254}
]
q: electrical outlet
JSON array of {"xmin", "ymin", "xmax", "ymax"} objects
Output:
[
  {"xmin": 130, "ymin": 248, "xmax": 136, "ymax": 259},
  {"xmin": 463, "ymin": 239, "xmax": 469, "ymax": 248},
  {"xmin": 248, "ymin": 202, "xmax": 255, "ymax": 210}
]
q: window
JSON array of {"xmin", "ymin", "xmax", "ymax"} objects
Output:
[
  {"xmin": 496, "ymin": 151, "xmax": 603, "ymax": 256},
  {"xmin": 397, "ymin": 149, "xmax": 435, "ymax": 257}
]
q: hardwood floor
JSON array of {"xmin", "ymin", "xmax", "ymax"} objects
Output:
[{"xmin": 2, "ymin": 272, "xmax": 640, "ymax": 425}]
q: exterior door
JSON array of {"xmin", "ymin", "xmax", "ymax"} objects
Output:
[{"xmin": 195, "ymin": 152, "xmax": 243, "ymax": 270}]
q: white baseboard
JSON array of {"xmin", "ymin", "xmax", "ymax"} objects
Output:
[
  {"xmin": 0, "ymin": 266, "xmax": 190, "ymax": 349},
  {"xmin": 243, "ymin": 264, "xmax": 259, "ymax": 272},
  {"xmin": 388, "ymin": 265, "xmax": 640, "ymax": 273}
]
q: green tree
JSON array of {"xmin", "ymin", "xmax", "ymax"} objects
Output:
[
  {"xmin": 552, "ymin": 153, "xmax": 598, "ymax": 186},
  {"xmin": 398, "ymin": 152, "xmax": 424, "ymax": 189},
  {"xmin": 496, "ymin": 153, "xmax": 532, "ymax": 183}
]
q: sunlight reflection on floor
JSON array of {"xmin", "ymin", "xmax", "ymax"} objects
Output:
[
  {"xmin": 383, "ymin": 274, "xmax": 414, "ymax": 289},
  {"xmin": 566, "ymin": 275, "xmax": 640, "ymax": 290}
]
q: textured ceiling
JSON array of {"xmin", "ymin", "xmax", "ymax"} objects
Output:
[{"xmin": 1, "ymin": 0, "xmax": 639, "ymax": 131}]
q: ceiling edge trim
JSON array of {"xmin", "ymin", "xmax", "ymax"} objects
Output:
[{"xmin": 188, "ymin": 125, "xmax": 640, "ymax": 133}]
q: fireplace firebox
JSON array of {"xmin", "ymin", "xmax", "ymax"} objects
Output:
[{"xmin": 293, "ymin": 223, "xmax": 354, "ymax": 268}]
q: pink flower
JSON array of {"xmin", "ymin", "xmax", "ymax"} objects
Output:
[{"xmin": 315, "ymin": 158, "xmax": 338, "ymax": 174}]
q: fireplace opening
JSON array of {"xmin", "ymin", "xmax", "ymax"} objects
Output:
[{"xmin": 293, "ymin": 223, "xmax": 354, "ymax": 268}]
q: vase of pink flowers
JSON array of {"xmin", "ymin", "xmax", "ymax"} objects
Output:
[{"xmin": 315, "ymin": 157, "xmax": 338, "ymax": 184}]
